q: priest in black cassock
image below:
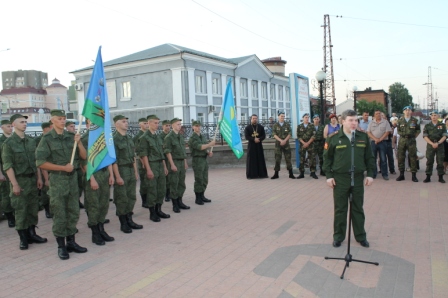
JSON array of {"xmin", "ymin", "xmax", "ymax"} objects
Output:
[{"xmin": 245, "ymin": 114, "xmax": 268, "ymax": 179}]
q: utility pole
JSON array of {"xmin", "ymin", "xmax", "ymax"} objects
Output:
[
  {"xmin": 423, "ymin": 66, "xmax": 433, "ymax": 116},
  {"xmin": 322, "ymin": 15, "xmax": 336, "ymax": 116}
]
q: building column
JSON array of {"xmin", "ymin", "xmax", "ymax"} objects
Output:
[
  {"xmin": 267, "ymin": 82, "xmax": 271, "ymax": 117},
  {"xmin": 274, "ymin": 83, "xmax": 279, "ymax": 116},
  {"xmin": 235, "ymin": 76, "xmax": 241, "ymax": 122},
  {"xmin": 247, "ymin": 78, "xmax": 252, "ymax": 118},
  {"xmin": 171, "ymin": 68, "xmax": 184, "ymax": 118},
  {"xmin": 206, "ymin": 71, "xmax": 213, "ymax": 123},
  {"xmin": 187, "ymin": 68, "xmax": 196, "ymax": 122},
  {"xmin": 257, "ymin": 81, "xmax": 262, "ymax": 118}
]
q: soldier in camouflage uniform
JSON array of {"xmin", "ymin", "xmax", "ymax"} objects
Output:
[
  {"xmin": 159, "ymin": 120, "xmax": 171, "ymax": 202},
  {"xmin": 271, "ymin": 111, "xmax": 295, "ymax": 179},
  {"xmin": 188, "ymin": 120, "xmax": 215, "ymax": 205},
  {"xmin": 0, "ymin": 119, "xmax": 14, "ymax": 227},
  {"xmin": 138, "ymin": 115, "xmax": 170, "ymax": 222},
  {"xmin": 164, "ymin": 118, "xmax": 190, "ymax": 212},
  {"xmin": 296, "ymin": 113, "xmax": 318, "ymax": 179},
  {"xmin": 3, "ymin": 114, "xmax": 47, "ymax": 250},
  {"xmin": 112, "ymin": 115, "xmax": 143, "ymax": 233},
  {"xmin": 312, "ymin": 115, "xmax": 326, "ymax": 176},
  {"xmin": 36, "ymin": 109, "xmax": 88, "ymax": 260},
  {"xmin": 66, "ymin": 121, "xmax": 85, "ymax": 209},
  {"xmin": 132, "ymin": 118, "xmax": 149, "ymax": 208},
  {"xmin": 35, "ymin": 122, "xmax": 52, "ymax": 218},
  {"xmin": 422, "ymin": 112, "xmax": 447, "ymax": 183},
  {"xmin": 396, "ymin": 106, "xmax": 421, "ymax": 182}
]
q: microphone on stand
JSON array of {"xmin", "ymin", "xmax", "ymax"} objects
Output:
[{"xmin": 351, "ymin": 130, "xmax": 356, "ymax": 144}]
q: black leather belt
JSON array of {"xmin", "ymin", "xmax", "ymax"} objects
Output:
[
  {"xmin": 51, "ymin": 171, "xmax": 75, "ymax": 176},
  {"xmin": 16, "ymin": 173, "xmax": 35, "ymax": 178}
]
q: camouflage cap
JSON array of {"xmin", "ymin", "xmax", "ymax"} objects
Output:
[
  {"xmin": 1, "ymin": 120, "xmax": 11, "ymax": 125},
  {"xmin": 302, "ymin": 113, "xmax": 310, "ymax": 118},
  {"xmin": 403, "ymin": 106, "xmax": 412, "ymax": 111},
  {"xmin": 312, "ymin": 114, "xmax": 320, "ymax": 119},
  {"xmin": 429, "ymin": 111, "xmax": 438, "ymax": 116},
  {"xmin": 277, "ymin": 110, "xmax": 285, "ymax": 116},
  {"xmin": 65, "ymin": 121, "xmax": 75, "ymax": 127},
  {"xmin": 161, "ymin": 120, "xmax": 171, "ymax": 125},
  {"xmin": 113, "ymin": 115, "xmax": 128, "ymax": 122},
  {"xmin": 170, "ymin": 117, "xmax": 182, "ymax": 124},
  {"xmin": 138, "ymin": 118, "xmax": 147, "ymax": 123},
  {"xmin": 41, "ymin": 122, "xmax": 51, "ymax": 129},
  {"xmin": 192, "ymin": 120, "xmax": 201, "ymax": 126},
  {"xmin": 10, "ymin": 114, "xmax": 28, "ymax": 123},
  {"xmin": 147, "ymin": 114, "xmax": 160, "ymax": 120},
  {"xmin": 50, "ymin": 109, "xmax": 66, "ymax": 117}
]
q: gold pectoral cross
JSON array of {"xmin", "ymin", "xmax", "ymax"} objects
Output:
[{"xmin": 252, "ymin": 131, "xmax": 259, "ymax": 138}]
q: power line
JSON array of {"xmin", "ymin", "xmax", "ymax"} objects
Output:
[
  {"xmin": 332, "ymin": 15, "xmax": 448, "ymax": 29},
  {"xmin": 339, "ymin": 49, "xmax": 448, "ymax": 60}
]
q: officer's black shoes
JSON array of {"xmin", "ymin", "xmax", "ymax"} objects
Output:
[
  {"xmin": 172, "ymin": 198, "xmax": 181, "ymax": 213},
  {"xmin": 155, "ymin": 204, "xmax": 170, "ymax": 219},
  {"xmin": 127, "ymin": 213, "xmax": 144, "ymax": 228},
  {"xmin": 423, "ymin": 175, "xmax": 431, "ymax": 183},
  {"xmin": 195, "ymin": 193, "xmax": 204, "ymax": 205},
  {"xmin": 43, "ymin": 204, "xmax": 52, "ymax": 218},
  {"xmin": 5, "ymin": 212, "xmax": 15, "ymax": 228},
  {"xmin": 119, "ymin": 215, "xmax": 133, "ymax": 233},
  {"xmin": 310, "ymin": 172, "xmax": 318, "ymax": 179},
  {"xmin": 332, "ymin": 240, "xmax": 341, "ymax": 247},
  {"xmin": 271, "ymin": 171, "xmax": 279, "ymax": 179},
  {"xmin": 104, "ymin": 219, "xmax": 110, "ymax": 224},
  {"xmin": 79, "ymin": 200, "xmax": 84, "ymax": 209},
  {"xmin": 297, "ymin": 171, "xmax": 305, "ymax": 179},
  {"xmin": 165, "ymin": 189, "xmax": 171, "ymax": 202},
  {"xmin": 439, "ymin": 175, "xmax": 446, "ymax": 183},
  {"xmin": 288, "ymin": 169, "xmax": 296, "ymax": 179},
  {"xmin": 90, "ymin": 225, "xmax": 105, "ymax": 246},
  {"xmin": 359, "ymin": 240, "xmax": 370, "ymax": 248},
  {"xmin": 320, "ymin": 170, "xmax": 325, "ymax": 176},
  {"xmin": 201, "ymin": 192, "xmax": 211, "ymax": 203},
  {"xmin": 56, "ymin": 237, "xmax": 69, "ymax": 260},
  {"xmin": 141, "ymin": 194, "xmax": 149, "ymax": 209},
  {"xmin": 412, "ymin": 173, "xmax": 418, "ymax": 182},
  {"xmin": 178, "ymin": 197, "xmax": 190, "ymax": 209},
  {"xmin": 18, "ymin": 230, "xmax": 28, "ymax": 250},
  {"xmin": 98, "ymin": 223, "xmax": 114, "ymax": 242},
  {"xmin": 28, "ymin": 225, "xmax": 47, "ymax": 243},
  {"xmin": 149, "ymin": 207, "xmax": 161, "ymax": 222},
  {"xmin": 66, "ymin": 235, "xmax": 88, "ymax": 253},
  {"xmin": 396, "ymin": 171, "xmax": 405, "ymax": 181}
]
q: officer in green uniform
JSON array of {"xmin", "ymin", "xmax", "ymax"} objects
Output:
[
  {"xmin": 271, "ymin": 110, "xmax": 295, "ymax": 179},
  {"xmin": 312, "ymin": 115, "xmax": 325, "ymax": 176},
  {"xmin": 138, "ymin": 115, "xmax": 169, "ymax": 222},
  {"xmin": 36, "ymin": 122, "xmax": 53, "ymax": 218},
  {"xmin": 36, "ymin": 109, "xmax": 88, "ymax": 260},
  {"xmin": 112, "ymin": 115, "xmax": 143, "ymax": 233},
  {"xmin": 188, "ymin": 120, "xmax": 215, "ymax": 205},
  {"xmin": 396, "ymin": 106, "xmax": 421, "ymax": 182},
  {"xmin": 82, "ymin": 119, "xmax": 115, "ymax": 245},
  {"xmin": 3, "ymin": 114, "xmax": 47, "ymax": 250},
  {"xmin": 296, "ymin": 113, "xmax": 318, "ymax": 179},
  {"xmin": 66, "ymin": 121, "xmax": 85, "ymax": 209},
  {"xmin": 164, "ymin": 118, "xmax": 190, "ymax": 212},
  {"xmin": 422, "ymin": 112, "xmax": 447, "ymax": 183},
  {"xmin": 133, "ymin": 118, "xmax": 149, "ymax": 208},
  {"xmin": 159, "ymin": 120, "xmax": 171, "ymax": 202},
  {"xmin": 323, "ymin": 109, "xmax": 375, "ymax": 248},
  {"xmin": 0, "ymin": 119, "xmax": 15, "ymax": 227}
]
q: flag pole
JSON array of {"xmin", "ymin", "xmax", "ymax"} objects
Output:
[
  {"xmin": 210, "ymin": 110, "xmax": 223, "ymax": 153},
  {"xmin": 70, "ymin": 113, "xmax": 84, "ymax": 165}
]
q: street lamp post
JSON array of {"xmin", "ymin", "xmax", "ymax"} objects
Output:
[
  {"xmin": 353, "ymin": 86, "xmax": 358, "ymax": 114},
  {"xmin": 315, "ymin": 70, "xmax": 326, "ymax": 124}
]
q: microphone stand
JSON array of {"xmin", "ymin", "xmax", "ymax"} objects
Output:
[{"xmin": 324, "ymin": 130, "xmax": 379, "ymax": 279}]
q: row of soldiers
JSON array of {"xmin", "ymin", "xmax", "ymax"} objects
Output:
[{"xmin": 0, "ymin": 110, "xmax": 215, "ymax": 260}]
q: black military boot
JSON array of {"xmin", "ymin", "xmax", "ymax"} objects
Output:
[
  {"xmin": 56, "ymin": 237, "xmax": 69, "ymax": 260},
  {"xmin": 297, "ymin": 171, "xmax": 305, "ymax": 179},
  {"xmin": 127, "ymin": 213, "xmax": 143, "ymax": 229},
  {"xmin": 28, "ymin": 225, "xmax": 47, "ymax": 243},
  {"xmin": 271, "ymin": 171, "xmax": 279, "ymax": 179},
  {"xmin": 439, "ymin": 175, "xmax": 446, "ymax": 183},
  {"xmin": 165, "ymin": 189, "xmax": 171, "ymax": 202},
  {"xmin": 5, "ymin": 212, "xmax": 15, "ymax": 228},
  {"xmin": 79, "ymin": 200, "xmax": 84, "ymax": 209},
  {"xmin": 141, "ymin": 194, "xmax": 149, "ymax": 208},
  {"xmin": 201, "ymin": 192, "xmax": 211, "ymax": 203},
  {"xmin": 66, "ymin": 234, "xmax": 88, "ymax": 253},
  {"xmin": 423, "ymin": 175, "xmax": 431, "ymax": 183},
  {"xmin": 310, "ymin": 172, "xmax": 318, "ymax": 179},
  {"xmin": 288, "ymin": 169, "xmax": 296, "ymax": 179},
  {"xmin": 195, "ymin": 192, "xmax": 204, "ymax": 205},
  {"xmin": 43, "ymin": 204, "xmax": 52, "ymax": 218},
  {"xmin": 172, "ymin": 198, "xmax": 181, "ymax": 213},
  {"xmin": 98, "ymin": 222, "xmax": 114, "ymax": 242},
  {"xmin": 119, "ymin": 215, "xmax": 132, "ymax": 233},
  {"xmin": 155, "ymin": 204, "xmax": 170, "ymax": 218},
  {"xmin": 90, "ymin": 225, "xmax": 105, "ymax": 246},
  {"xmin": 412, "ymin": 172, "xmax": 418, "ymax": 182},
  {"xmin": 178, "ymin": 197, "xmax": 190, "ymax": 209},
  {"xmin": 17, "ymin": 230, "xmax": 28, "ymax": 250},
  {"xmin": 396, "ymin": 171, "xmax": 405, "ymax": 181},
  {"xmin": 149, "ymin": 207, "xmax": 161, "ymax": 222}
]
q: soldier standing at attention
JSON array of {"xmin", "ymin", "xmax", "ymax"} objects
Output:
[
  {"xmin": 35, "ymin": 122, "xmax": 53, "ymax": 219},
  {"xmin": 138, "ymin": 115, "xmax": 169, "ymax": 222},
  {"xmin": 66, "ymin": 121, "xmax": 85, "ymax": 209},
  {"xmin": 36, "ymin": 109, "xmax": 87, "ymax": 260},
  {"xmin": 312, "ymin": 115, "xmax": 326, "ymax": 176},
  {"xmin": 396, "ymin": 106, "xmax": 421, "ymax": 182},
  {"xmin": 422, "ymin": 112, "xmax": 447, "ymax": 183},
  {"xmin": 3, "ymin": 114, "xmax": 47, "ymax": 250},
  {"xmin": 271, "ymin": 110, "xmax": 295, "ymax": 179},
  {"xmin": 164, "ymin": 118, "xmax": 190, "ymax": 212},
  {"xmin": 323, "ymin": 109, "xmax": 375, "ymax": 248},
  {"xmin": 159, "ymin": 120, "xmax": 171, "ymax": 202},
  {"xmin": 112, "ymin": 115, "xmax": 143, "ymax": 233},
  {"xmin": 133, "ymin": 118, "xmax": 149, "ymax": 208},
  {"xmin": 296, "ymin": 113, "xmax": 318, "ymax": 179},
  {"xmin": 188, "ymin": 120, "xmax": 215, "ymax": 205},
  {"xmin": 0, "ymin": 119, "xmax": 15, "ymax": 227}
]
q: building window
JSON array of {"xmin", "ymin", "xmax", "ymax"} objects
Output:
[
  {"xmin": 251, "ymin": 81, "xmax": 258, "ymax": 98},
  {"xmin": 240, "ymin": 80, "xmax": 247, "ymax": 98},
  {"xmin": 285, "ymin": 88, "xmax": 290, "ymax": 102},
  {"xmin": 195, "ymin": 75, "xmax": 205, "ymax": 94},
  {"xmin": 241, "ymin": 113, "xmax": 247, "ymax": 122},
  {"xmin": 213, "ymin": 112, "xmax": 219, "ymax": 123},
  {"xmin": 270, "ymin": 85, "xmax": 275, "ymax": 100},
  {"xmin": 197, "ymin": 112, "xmax": 204, "ymax": 124},
  {"xmin": 212, "ymin": 78, "xmax": 221, "ymax": 95},
  {"xmin": 122, "ymin": 81, "xmax": 131, "ymax": 98},
  {"xmin": 278, "ymin": 86, "xmax": 283, "ymax": 101},
  {"xmin": 261, "ymin": 113, "xmax": 267, "ymax": 120},
  {"xmin": 261, "ymin": 83, "xmax": 267, "ymax": 99}
]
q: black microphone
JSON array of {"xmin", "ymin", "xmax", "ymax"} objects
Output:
[{"xmin": 351, "ymin": 130, "xmax": 355, "ymax": 144}]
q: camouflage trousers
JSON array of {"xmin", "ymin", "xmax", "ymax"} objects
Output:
[
  {"xmin": 113, "ymin": 166, "xmax": 137, "ymax": 216},
  {"xmin": 425, "ymin": 143, "xmax": 445, "ymax": 176},
  {"xmin": 274, "ymin": 144, "xmax": 292, "ymax": 171},
  {"xmin": 192, "ymin": 156, "xmax": 208, "ymax": 193},
  {"xmin": 38, "ymin": 185, "xmax": 50, "ymax": 208},
  {"xmin": 168, "ymin": 159, "xmax": 186, "ymax": 199},
  {"xmin": 137, "ymin": 159, "xmax": 148, "ymax": 196},
  {"xmin": 397, "ymin": 138, "xmax": 418, "ymax": 172},
  {"xmin": 0, "ymin": 180, "xmax": 13, "ymax": 213},
  {"xmin": 85, "ymin": 168, "xmax": 110, "ymax": 227},
  {"xmin": 145, "ymin": 160, "xmax": 166, "ymax": 207},
  {"xmin": 77, "ymin": 168, "xmax": 84, "ymax": 199},
  {"xmin": 299, "ymin": 143, "xmax": 316, "ymax": 172},
  {"xmin": 49, "ymin": 172, "xmax": 79, "ymax": 237},
  {"xmin": 314, "ymin": 141, "xmax": 324, "ymax": 170},
  {"xmin": 10, "ymin": 176, "xmax": 39, "ymax": 230}
]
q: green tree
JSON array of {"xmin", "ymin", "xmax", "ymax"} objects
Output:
[
  {"xmin": 389, "ymin": 82, "xmax": 413, "ymax": 113},
  {"xmin": 355, "ymin": 99, "xmax": 386, "ymax": 116}
]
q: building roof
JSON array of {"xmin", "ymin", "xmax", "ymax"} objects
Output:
[
  {"xmin": 46, "ymin": 78, "xmax": 66, "ymax": 89},
  {"xmin": 0, "ymin": 87, "xmax": 47, "ymax": 95}
]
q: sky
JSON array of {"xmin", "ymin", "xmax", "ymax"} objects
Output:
[{"xmin": 1, "ymin": 0, "xmax": 447, "ymax": 111}]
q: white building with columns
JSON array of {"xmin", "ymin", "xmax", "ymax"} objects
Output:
[{"xmin": 70, "ymin": 44, "xmax": 291, "ymax": 124}]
